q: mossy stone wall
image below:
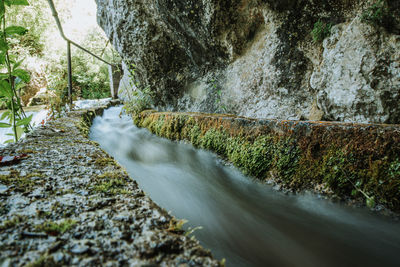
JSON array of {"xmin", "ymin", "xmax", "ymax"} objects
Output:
[{"xmin": 133, "ymin": 110, "xmax": 400, "ymax": 212}]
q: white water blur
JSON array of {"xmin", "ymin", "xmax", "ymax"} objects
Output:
[
  {"xmin": 90, "ymin": 107, "xmax": 400, "ymax": 267},
  {"xmin": 73, "ymin": 98, "xmax": 112, "ymax": 110}
]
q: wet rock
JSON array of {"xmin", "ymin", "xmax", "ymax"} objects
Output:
[
  {"xmin": 70, "ymin": 244, "xmax": 90, "ymax": 255},
  {"xmin": 0, "ymin": 185, "xmax": 8, "ymax": 194}
]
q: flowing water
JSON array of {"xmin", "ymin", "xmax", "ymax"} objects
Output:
[
  {"xmin": 0, "ymin": 98, "xmax": 112, "ymax": 146},
  {"xmin": 90, "ymin": 107, "xmax": 400, "ymax": 267}
]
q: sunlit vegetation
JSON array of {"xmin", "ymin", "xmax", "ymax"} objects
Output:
[{"xmin": 0, "ymin": 0, "xmax": 121, "ymax": 122}]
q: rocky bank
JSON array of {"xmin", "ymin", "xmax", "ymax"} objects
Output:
[
  {"xmin": 0, "ymin": 104, "xmax": 219, "ymax": 266},
  {"xmin": 96, "ymin": 0, "xmax": 400, "ymax": 124}
]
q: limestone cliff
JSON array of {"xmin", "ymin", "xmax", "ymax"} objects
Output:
[{"xmin": 96, "ymin": 0, "xmax": 400, "ymax": 123}]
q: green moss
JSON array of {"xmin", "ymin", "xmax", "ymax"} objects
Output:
[
  {"xmin": 200, "ymin": 127, "xmax": 229, "ymax": 155},
  {"xmin": 0, "ymin": 215, "xmax": 25, "ymax": 231},
  {"xmin": 320, "ymin": 150, "xmax": 356, "ymax": 194},
  {"xmin": 92, "ymin": 171, "xmax": 131, "ymax": 195},
  {"xmin": 133, "ymin": 111, "xmax": 400, "ymax": 211},
  {"xmin": 35, "ymin": 219, "xmax": 77, "ymax": 236},
  {"xmin": 76, "ymin": 110, "xmax": 96, "ymax": 137},
  {"xmin": 0, "ymin": 170, "xmax": 38, "ymax": 192},
  {"xmin": 94, "ymin": 157, "xmax": 117, "ymax": 167}
]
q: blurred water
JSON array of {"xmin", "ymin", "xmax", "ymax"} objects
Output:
[
  {"xmin": 74, "ymin": 98, "xmax": 112, "ymax": 110},
  {"xmin": 90, "ymin": 107, "xmax": 400, "ymax": 267},
  {"xmin": 0, "ymin": 98, "xmax": 111, "ymax": 146},
  {"xmin": 0, "ymin": 109, "xmax": 48, "ymax": 146}
]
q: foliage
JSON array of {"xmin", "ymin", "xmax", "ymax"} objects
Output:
[
  {"xmin": 311, "ymin": 20, "xmax": 332, "ymax": 42},
  {"xmin": 46, "ymin": 29, "xmax": 119, "ymax": 117},
  {"xmin": 45, "ymin": 61, "xmax": 68, "ymax": 119},
  {"xmin": 209, "ymin": 79, "xmax": 227, "ymax": 113},
  {"xmin": 123, "ymin": 64, "xmax": 154, "ymax": 116},
  {"xmin": 361, "ymin": 0, "xmax": 394, "ymax": 30},
  {"xmin": 70, "ymin": 31, "xmax": 117, "ymax": 100},
  {"xmin": 0, "ymin": 0, "xmax": 32, "ymax": 143},
  {"xmin": 6, "ymin": 0, "xmax": 48, "ymax": 57}
]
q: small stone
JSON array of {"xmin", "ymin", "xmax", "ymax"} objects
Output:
[
  {"xmin": 70, "ymin": 244, "xmax": 89, "ymax": 254},
  {"xmin": 52, "ymin": 252, "xmax": 65, "ymax": 263},
  {"xmin": 0, "ymin": 185, "xmax": 9, "ymax": 194}
]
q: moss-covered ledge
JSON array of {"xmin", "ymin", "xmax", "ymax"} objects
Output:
[
  {"xmin": 0, "ymin": 103, "xmax": 220, "ymax": 266},
  {"xmin": 133, "ymin": 110, "xmax": 400, "ymax": 212}
]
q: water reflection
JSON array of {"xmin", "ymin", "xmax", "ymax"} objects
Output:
[{"xmin": 90, "ymin": 107, "xmax": 400, "ymax": 267}]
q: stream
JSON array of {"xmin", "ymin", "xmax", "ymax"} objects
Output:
[{"xmin": 90, "ymin": 107, "xmax": 400, "ymax": 267}]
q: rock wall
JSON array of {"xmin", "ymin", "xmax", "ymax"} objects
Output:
[{"xmin": 96, "ymin": 0, "xmax": 400, "ymax": 123}]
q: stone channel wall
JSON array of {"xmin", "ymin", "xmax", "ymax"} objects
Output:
[
  {"xmin": 0, "ymin": 103, "xmax": 220, "ymax": 266},
  {"xmin": 133, "ymin": 110, "xmax": 400, "ymax": 212}
]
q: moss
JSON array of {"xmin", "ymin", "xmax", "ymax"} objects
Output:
[
  {"xmin": 76, "ymin": 110, "xmax": 96, "ymax": 137},
  {"xmin": 94, "ymin": 157, "xmax": 118, "ymax": 167},
  {"xmin": 0, "ymin": 215, "xmax": 25, "ymax": 231},
  {"xmin": 17, "ymin": 149, "xmax": 38, "ymax": 154},
  {"xmin": 133, "ymin": 111, "xmax": 400, "ymax": 211},
  {"xmin": 0, "ymin": 170, "xmax": 37, "ymax": 192},
  {"xmin": 92, "ymin": 171, "xmax": 131, "ymax": 195},
  {"xmin": 25, "ymin": 253, "xmax": 55, "ymax": 267},
  {"xmin": 200, "ymin": 127, "xmax": 229, "ymax": 155},
  {"xmin": 35, "ymin": 219, "xmax": 77, "ymax": 236}
]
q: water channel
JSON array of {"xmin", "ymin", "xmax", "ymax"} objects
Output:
[{"xmin": 90, "ymin": 106, "xmax": 400, "ymax": 267}]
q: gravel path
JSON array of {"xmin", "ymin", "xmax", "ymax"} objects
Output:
[{"xmin": 0, "ymin": 105, "xmax": 220, "ymax": 266}]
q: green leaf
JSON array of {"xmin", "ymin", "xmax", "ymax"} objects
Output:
[
  {"xmin": 0, "ymin": 52, "xmax": 6, "ymax": 65},
  {"xmin": 15, "ymin": 79, "xmax": 26, "ymax": 90},
  {"xmin": 4, "ymin": 139, "xmax": 14, "ymax": 144},
  {"xmin": 16, "ymin": 125, "xmax": 24, "ymax": 139},
  {"xmin": 13, "ymin": 59, "xmax": 23, "ymax": 70},
  {"xmin": 1, "ymin": 110, "xmax": 10, "ymax": 120},
  {"xmin": 0, "ymin": 122, "xmax": 11, "ymax": 128},
  {"xmin": 16, "ymin": 114, "xmax": 32, "ymax": 126},
  {"xmin": 0, "ymin": 2, "xmax": 4, "ymax": 18},
  {"xmin": 0, "ymin": 80, "xmax": 12, "ymax": 98},
  {"xmin": 5, "ymin": 26, "xmax": 28, "ymax": 36},
  {"xmin": 0, "ymin": 38, "xmax": 8, "ymax": 52},
  {"xmin": 12, "ymin": 69, "xmax": 30, "ymax": 83},
  {"xmin": 5, "ymin": 0, "xmax": 29, "ymax": 6}
]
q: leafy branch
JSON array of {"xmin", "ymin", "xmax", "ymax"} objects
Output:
[{"xmin": 0, "ymin": 0, "xmax": 32, "ymax": 143}]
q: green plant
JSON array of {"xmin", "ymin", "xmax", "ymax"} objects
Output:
[
  {"xmin": 0, "ymin": 0, "xmax": 32, "ymax": 143},
  {"xmin": 361, "ymin": 0, "xmax": 393, "ymax": 28},
  {"xmin": 123, "ymin": 64, "xmax": 154, "ymax": 116},
  {"xmin": 210, "ymin": 79, "xmax": 227, "ymax": 113},
  {"xmin": 311, "ymin": 20, "xmax": 332, "ymax": 42}
]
